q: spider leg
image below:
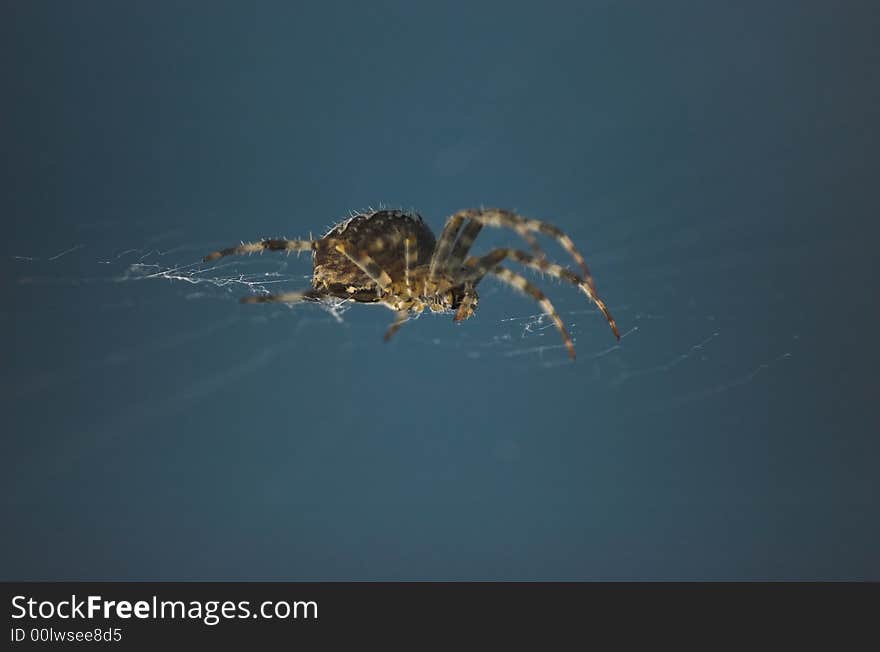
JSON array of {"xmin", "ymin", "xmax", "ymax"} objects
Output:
[
  {"xmin": 485, "ymin": 266, "xmax": 576, "ymax": 359},
  {"xmin": 383, "ymin": 309, "xmax": 411, "ymax": 342},
  {"xmin": 444, "ymin": 221, "xmax": 546, "ymax": 274},
  {"xmin": 239, "ymin": 289, "xmax": 326, "ymax": 304},
  {"xmin": 460, "ymin": 248, "xmax": 620, "ymax": 340},
  {"xmin": 404, "ymin": 236, "xmax": 417, "ymax": 297},
  {"xmin": 453, "ymin": 281, "xmax": 478, "ymax": 322},
  {"xmin": 333, "ymin": 242, "xmax": 392, "ymax": 289},
  {"xmin": 203, "ymin": 238, "xmax": 315, "ymax": 262},
  {"xmin": 429, "ymin": 214, "xmax": 467, "ymax": 280},
  {"xmin": 450, "ymin": 208, "xmax": 596, "ymax": 282},
  {"xmin": 444, "ymin": 221, "xmax": 484, "ymax": 273},
  {"xmin": 430, "ymin": 211, "xmax": 545, "ymax": 280}
]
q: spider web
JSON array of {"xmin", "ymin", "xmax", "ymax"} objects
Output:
[
  {"xmin": 2, "ymin": 219, "xmax": 801, "ymax": 556},
  {"xmin": 6, "ymin": 226, "xmax": 796, "ymax": 417}
]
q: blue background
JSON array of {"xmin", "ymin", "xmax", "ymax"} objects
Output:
[{"xmin": 2, "ymin": 1, "xmax": 878, "ymax": 579}]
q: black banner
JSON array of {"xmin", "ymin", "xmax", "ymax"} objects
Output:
[{"xmin": 3, "ymin": 582, "xmax": 875, "ymax": 646}]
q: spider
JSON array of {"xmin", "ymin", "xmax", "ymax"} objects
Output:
[{"xmin": 203, "ymin": 208, "xmax": 619, "ymax": 358}]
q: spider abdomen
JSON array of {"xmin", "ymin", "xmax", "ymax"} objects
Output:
[{"xmin": 313, "ymin": 210, "xmax": 436, "ymax": 299}]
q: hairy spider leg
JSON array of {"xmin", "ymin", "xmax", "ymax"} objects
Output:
[
  {"xmin": 449, "ymin": 209, "xmax": 598, "ymax": 283},
  {"xmin": 444, "ymin": 221, "xmax": 483, "ymax": 273},
  {"xmin": 430, "ymin": 212, "xmax": 544, "ymax": 281},
  {"xmin": 403, "ymin": 236, "xmax": 417, "ymax": 297},
  {"xmin": 481, "ymin": 266, "xmax": 576, "ymax": 359},
  {"xmin": 203, "ymin": 238, "xmax": 315, "ymax": 262},
  {"xmin": 428, "ymin": 213, "xmax": 467, "ymax": 281},
  {"xmin": 451, "ymin": 217, "xmax": 546, "ymax": 269},
  {"xmin": 333, "ymin": 242, "xmax": 392, "ymax": 291},
  {"xmin": 461, "ymin": 248, "xmax": 620, "ymax": 340},
  {"xmin": 383, "ymin": 309, "xmax": 412, "ymax": 342},
  {"xmin": 453, "ymin": 280, "xmax": 478, "ymax": 322}
]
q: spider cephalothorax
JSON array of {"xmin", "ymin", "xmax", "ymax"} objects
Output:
[{"xmin": 203, "ymin": 208, "xmax": 619, "ymax": 358}]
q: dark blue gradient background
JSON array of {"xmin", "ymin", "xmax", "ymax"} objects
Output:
[{"xmin": 2, "ymin": 1, "xmax": 878, "ymax": 580}]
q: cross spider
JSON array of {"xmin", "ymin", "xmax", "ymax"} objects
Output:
[{"xmin": 203, "ymin": 208, "xmax": 619, "ymax": 358}]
